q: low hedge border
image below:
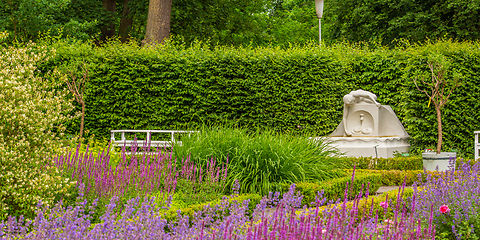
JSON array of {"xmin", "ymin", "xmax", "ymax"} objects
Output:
[
  {"xmin": 337, "ymin": 156, "xmax": 477, "ymax": 171},
  {"xmin": 298, "ymin": 187, "xmax": 415, "ymax": 221},
  {"xmin": 282, "ymin": 169, "xmax": 424, "ymax": 206},
  {"xmin": 162, "ymin": 193, "xmax": 262, "ymax": 221},
  {"xmin": 337, "ymin": 156, "xmax": 424, "ymax": 170}
]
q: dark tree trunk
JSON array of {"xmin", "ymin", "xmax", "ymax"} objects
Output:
[
  {"xmin": 119, "ymin": 0, "xmax": 132, "ymax": 42},
  {"xmin": 143, "ymin": 0, "xmax": 172, "ymax": 45},
  {"xmin": 101, "ymin": 0, "xmax": 117, "ymax": 41}
]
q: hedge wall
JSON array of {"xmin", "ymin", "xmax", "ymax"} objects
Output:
[{"xmin": 42, "ymin": 40, "xmax": 480, "ymax": 156}]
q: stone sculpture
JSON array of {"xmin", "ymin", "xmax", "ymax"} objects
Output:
[
  {"xmin": 342, "ymin": 90, "xmax": 380, "ymax": 136},
  {"xmin": 325, "ymin": 90, "xmax": 410, "ymax": 158}
]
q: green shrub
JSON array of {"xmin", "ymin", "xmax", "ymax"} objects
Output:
[
  {"xmin": 301, "ymin": 187, "xmax": 415, "ymax": 221},
  {"xmin": 282, "ymin": 173, "xmax": 382, "ymax": 206},
  {"xmin": 168, "ymin": 179, "xmax": 226, "ymax": 207},
  {"xmin": 0, "ymin": 43, "xmax": 77, "ymax": 220},
  {"xmin": 162, "ymin": 193, "xmax": 262, "ymax": 222},
  {"xmin": 336, "ymin": 156, "xmax": 424, "ymax": 170},
  {"xmin": 350, "ymin": 169, "xmax": 424, "ymax": 185},
  {"xmin": 40, "ymin": 39, "xmax": 480, "ymax": 158},
  {"xmin": 337, "ymin": 155, "xmax": 477, "ymax": 170},
  {"xmin": 172, "ymin": 126, "xmax": 345, "ymax": 195},
  {"xmin": 287, "ymin": 169, "xmax": 424, "ymax": 206}
]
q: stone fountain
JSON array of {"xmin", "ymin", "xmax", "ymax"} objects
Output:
[{"xmin": 322, "ymin": 90, "xmax": 410, "ymax": 158}]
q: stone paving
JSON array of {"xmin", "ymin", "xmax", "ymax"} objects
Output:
[{"xmin": 375, "ymin": 186, "xmax": 412, "ymax": 195}]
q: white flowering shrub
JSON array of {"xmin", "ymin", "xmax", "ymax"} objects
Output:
[
  {"xmin": 0, "ymin": 43, "xmax": 77, "ymax": 219},
  {"xmin": 0, "ymin": 31, "xmax": 8, "ymax": 42}
]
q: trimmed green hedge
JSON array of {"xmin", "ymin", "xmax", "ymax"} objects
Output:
[
  {"xmin": 284, "ymin": 169, "xmax": 424, "ymax": 206},
  {"xmin": 338, "ymin": 156, "xmax": 424, "ymax": 170},
  {"xmin": 300, "ymin": 187, "xmax": 415, "ymax": 221},
  {"xmin": 163, "ymin": 193, "xmax": 262, "ymax": 221},
  {"xmin": 339, "ymin": 156, "xmax": 478, "ymax": 170},
  {"xmin": 41, "ymin": 40, "xmax": 480, "ymax": 156}
]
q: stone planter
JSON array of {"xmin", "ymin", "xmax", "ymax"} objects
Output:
[{"xmin": 422, "ymin": 152, "xmax": 456, "ymax": 172}]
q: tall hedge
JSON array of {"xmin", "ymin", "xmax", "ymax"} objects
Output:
[{"xmin": 42, "ymin": 40, "xmax": 480, "ymax": 157}]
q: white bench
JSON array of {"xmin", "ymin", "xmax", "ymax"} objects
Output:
[
  {"xmin": 110, "ymin": 130, "xmax": 197, "ymax": 152},
  {"xmin": 475, "ymin": 131, "xmax": 480, "ymax": 160}
]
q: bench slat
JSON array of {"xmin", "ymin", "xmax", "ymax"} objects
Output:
[{"xmin": 110, "ymin": 130, "xmax": 196, "ymax": 154}]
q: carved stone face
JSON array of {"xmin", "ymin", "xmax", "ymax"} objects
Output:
[{"xmin": 343, "ymin": 94, "xmax": 355, "ymax": 105}]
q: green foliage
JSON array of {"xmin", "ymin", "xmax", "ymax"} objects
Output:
[
  {"xmin": 1, "ymin": 0, "xmax": 479, "ymax": 46},
  {"xmin": 283, "ymin": 169, "xmax": 422, "ymax": 206},
  {"xmin": 326, "ymin": 0, "xmax": 480, "ymax": 45},
  {"xmin": 173, "ymin": 178, "xmax": 226, "ymax": 207},
  {"xmin": 171, "ymin": 0, "xmax": 271, "ymax": 46},
  {"xmin": 436, "ymin": 216, "xmax": 480, "ymax": 240},
  {"xmin": 305, "ymin": 187, "xmax": 415, "ymax": 221},
  {"xmin": 0, "ymin": 0, "xmax": 86, "ymax": 41},
  {"xmin": 259, "ymin": 0, "xmax": 319, "ymax": 47},
  {"xmin": 338, "ymin": 156, "xmax": 424, "ymax": 170},
  {"xmin": 351, "ymin": 169, "xmax": 425, "ymax": 185},
  {"xmin": 162, "ymin": 193, "xmax": 262, "ymax": 222},
  {"xmin": 0, "ymin": 43, "xmax": 77, "ymax": 220},
  {"xmin": 172, "ymin": 126, "xmax": 344, "ymax": 195},
  {"xmin": 40, "ymin": 39, "xmax": 480, "ymax": 159}
]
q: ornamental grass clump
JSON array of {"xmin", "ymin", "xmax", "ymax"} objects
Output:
[{"xmin": 173, "ymin": 126, "xmax": 343, "ymax": 195}]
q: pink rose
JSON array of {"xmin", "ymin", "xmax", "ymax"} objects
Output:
[
  {"xmin": 379, "ymin": 201, "xmax": 388, "ymax": 209},
  {"xmin": 439, "ymin": 205, "xmax": 450, "ymax": 214},
  {"xmin": 383, "ymin": 219, "xmax": 394, "ymax": 225}
]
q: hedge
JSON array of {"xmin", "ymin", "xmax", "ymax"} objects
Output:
[
  {"xmin": 162, "ymin": 193, "xmax": 262, "ymax": 221},
  {"xmin": 339, "ymin": 156, "xmax": 478, "ymax": 170},
  {"xmin": 40, "ymin": 40, "xmax": 480, "ymax": 156},
  {"xmin": 282, "ymin": 169, "xmax": 424, "ymax": 206},
  {"xmin": 299, "ymin": 187, "xmax": 416, "ymax": 221},
  {"xmin": 338, "ymin": 156, "xmax": 424, "ymax": 170}
]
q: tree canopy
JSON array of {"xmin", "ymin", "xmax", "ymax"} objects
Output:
[{"xmin": 0, "ymin": 0, "xmax": 478, "ymax": 46}]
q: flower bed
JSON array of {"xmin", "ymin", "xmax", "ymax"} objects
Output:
[{"xmin": 3, "ymin": 159, "xmax": 479, "ymax": 239}]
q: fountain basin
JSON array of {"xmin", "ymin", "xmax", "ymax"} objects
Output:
[{"xmin": 319, "ymin": 136, "xmax": 410, "ymax": 158}]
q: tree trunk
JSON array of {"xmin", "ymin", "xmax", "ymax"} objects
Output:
[
  {"xmin": 101, "ymin": 0, "xmax": 117, "ymax": 41},
  {"xmin": 143, "ymin": 0, "xmax": 172, "ymax": 45},
  {"xmin": 119, "ymin": 0, "xmax": 133, "ymax": 42},
  {"xmin": 80, "ymin": 101, "xmax": 85, "ymax": 139},
  {"xmin": 436, "ymin": 106, "xmax": 442, "ymax": 154}
]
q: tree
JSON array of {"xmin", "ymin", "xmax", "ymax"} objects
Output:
[
  {"xmin": 119, "ymin": 0, "xmax": 133, "ymax": 42},
  {"xmin": 143, "ymin": 0, "xmax": 172, "ymax": 45},
  {"xmin": 100, "ymin": 0, "xmax": 117, "ymax": 41},
  {"xmin": 325, "ymin": 0, "xmax": 480, "ymax": 45},
  {"xmin": 414, "ymin": 58, "xmax": 459, "ymax": 154},
  {"xmin": 0, "ymin": 0, "xmax": 71, "ymax": 41},
  {"xmin": 65, "ymin": 66, "xmax": 89, "ymax": 139}
]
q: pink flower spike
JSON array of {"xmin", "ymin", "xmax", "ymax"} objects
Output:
[
  {"xmin": 380, "ymin": 201, "xmax": 388, "ymax": 209},
  {"xmin": 439, "ymin": 205, "xmax": 450, "ymax": 214}
]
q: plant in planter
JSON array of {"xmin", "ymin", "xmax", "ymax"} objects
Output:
[{"xmin": 414, "ymin": 56, "xmax": 460, "ymax": 171}]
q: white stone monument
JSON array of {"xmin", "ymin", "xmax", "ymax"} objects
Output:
[{"xmin": 323, "ymin": 90, "xmax": 410, "ymax": 158}]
